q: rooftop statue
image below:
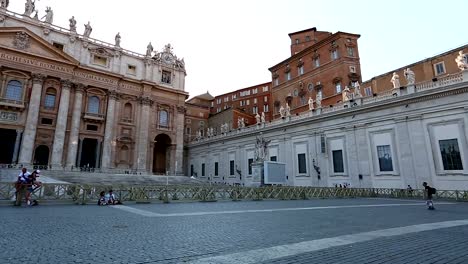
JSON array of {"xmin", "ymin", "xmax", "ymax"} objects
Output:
[
  {"xmin": 146, "ymin": 42, "xmax": 153, "ymax": 57},
  {"xmin": 69, "ymin": 16, "xmax": 77, "ymax": 32},
  {"xmin": 404, "ymin": 68, "xmax": 415, "ymax": 85},
  {"xmin": 1, "ymin": 0, "xmax": 9, "ymax": 9},
  {"xmin": 354, "ymin": 81, "xmax": 362, "ymax": 97},
  {"xmin": 342, "ymin": 86, "xmax": 352, "ymax": 102},
  {"xmin": 455, "ymin": 51, "xmax": 468, "ymax": 71},
  {"xmin": 83, "ymin": 21, "xmax": 92, "ymax": 38},
  {"xmin": 316, "ymin": 90, "xmax": 322, "ymax": 108},
  {"xmin": 41, "ymin": 6, "xmax": 53, "ymax": 24},
  {"xmin": 279, "ymin": 105, "xmax": 286, "ymax": 118},
  {"xmin": 255, "ymin": 113, "xmax": 261, "ymax": 124},
  {"xmin": 390, "ymin": 72, "xmax": 400, "ymax": 89},
  {"xmin": 261, "ymin": 112, "xmax": 266, "ymax": 123},
  {"xmin": 308, "ymin": 97, "xmax": 314, "ymax": 111},
  {"xmin": 24, "ymin": 0, "xmax": 35, "ymax": 17},
  {"xmin": 115, "ymin": 32, "xmax": 121, "ymax": 47}
]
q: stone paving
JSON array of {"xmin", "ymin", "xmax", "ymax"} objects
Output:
[{"xmin": 1, "ymin": 198, "xmax": 467, "ymax": 264}]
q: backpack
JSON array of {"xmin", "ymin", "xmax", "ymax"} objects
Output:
[{"xmin": 430, "ymin": 187, "xmax": 436, "ymax": 194}]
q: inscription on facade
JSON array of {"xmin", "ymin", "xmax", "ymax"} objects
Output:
[
  {"xmin": 0, "ymin": 111, "xmax": 18, "ymax": 122},
  {"xmin": 118, "ymin": 82, "xmax": 141, "ymax": 92}
]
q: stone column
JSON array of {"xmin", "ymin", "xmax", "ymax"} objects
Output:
[
  {"xmin": 76, "ymin": 138, "xmax": 83, "ymax": 168},
  {"xmin": 174, "ymin": 105, "xmax": 185, "ymax": 174},
  {"xmin": 66, "ymin": 84, "xmax": 85, "ymax": 169},
  {"xmin": 95, "ymin": 140, "xmax": 102, "ymax": 168},
  {"xmin": 12, "ymin": 130, "xmax": 23, "ymax": 164},
  {"xmin": 51, "ymin": 80, "xmax": 72, "ymax": 169},
  {"xmin": 18, "ymin": 73, "xmax": 45, "ymax": 166},
  {"xmin": 136, "ymin": 96, "xmax": 152, "ymax": 172},
  {"xmin": 101, "ymin": 90, "xmax": 118, "ymax": 170}
]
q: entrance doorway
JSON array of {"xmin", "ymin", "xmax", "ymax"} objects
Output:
[
  {"xmin": 33, "ymin": 145, "xmax": 50, "ymax": 165},
  {"xmin": 80, "ymin": 138, "xmax": 99, "ymax": 168},
  {"xmin": 0, "ymin": 128, "xmax": 16, "ymax": 164},
  {"xmin": 153, "ymin": 134, "xmax": 171, "ymax": 174}
]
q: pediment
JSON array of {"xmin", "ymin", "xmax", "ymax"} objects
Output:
[{"xmin": 0, "ymin": 27, "xmax": 79, "ymax": 65}]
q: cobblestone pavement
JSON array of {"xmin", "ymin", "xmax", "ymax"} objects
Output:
[{"xmin": 1, "ymin": 198, "xmax": 467, "ymax": 264}]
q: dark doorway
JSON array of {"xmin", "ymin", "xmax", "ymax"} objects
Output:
[
  {"xmin": 80, "ymin": 138, "xmax": 99, "ymax": 168},
  {"xmin": 33, "ymin": 145, "xmax": 50, "ymax": 165},
  {"xmin": 153, "ymin": 134, "xmax": 171, "ymax": 174},
  {"xmin": 0, "ymin": 128, "xmax": 16, "ymax": 164}
]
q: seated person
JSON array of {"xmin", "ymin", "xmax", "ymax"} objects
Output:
[
  {"xmin": 98, "ymin": 191, "xmax": 106, "ymax": 205},
  {"xmin": 105, "ymin": 190, "xmax": 122, "ymax": 205},
  {"xmin": 30, "ymin": 170, "xmax": 42, "ymax": 190}
]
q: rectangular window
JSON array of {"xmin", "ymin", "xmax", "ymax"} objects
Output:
[
  {"xmin": 210, "ymin": 102, "xmax": 214, "ymax": 107},
  {"xmin": 439, "ymin": 139, "xmax": 463, "ymax": 170},
  {"xmin": 217, "ymin": 107, "xmax": 221, "ymax": 113},
  {"xmin": 53, "ymin": 42, "xmax": 64, "ymax": 50},
  {"xmin": 93, "ymin": 55, "xmax": 108, "ymax": 66},
  {"xmin": 44, "ymin": 94, "xmax": 56, "ymax": 109},
  {"xmin": 274, "ymin": 78, "xmax": 279, "ymax": 86},
  {"xmin": 434, "ymin": 62, "xmax": 446, "ymax": 76},
  {"xmin": 41, "ymin": 118, "xmax": 53, "ymax": 125},
  {"xmin": 286, "ymin": 72, "xmax": 291, "ymax": 81},
  {"xmin": 230, "ymin": 160, "xmax": 235, "ymax": 175},
  {"xmin": 224, "ymin": 97, "xmax": 229, "ymax": 102},
  {"xmin": 161, "ymin": 70, "xmax": 172, "ymax": 84},
  {"xmin": 201, "ymin": 163, "xmax": 205, "ymax": 176},
  {"xmin": 252, "ymin": 88, "xmax": 258, "ymax": 94},
  {"xmin": 298, "ymin": 66, "xmax": 304, "ymax": 75},
  {"xmin": 86, "ymin": 124, "xmax": 98, "ymax": 131},
  {"xmin": 240, "ymin": 101, "xmax": 244, "ymax": 107},
  {"xmin": 349, "ymin": 66, "xmax": 356, "ymax": 73},
  {"xmin": 214, "ymin": 162, "xmax": 219, "ymax": 176},
  {"xmin": 246, "ymin": 100, "xmax": 250, "ymax": 106},
  {"xmin": 264, "ymin": 96, "xmax": 268, "ymax": 102},
  {"xmin": 332, "ymin": 150, "xmax": 344, "ymax": 173},
  {"xmin": 232, "ymin": 94, "xmax": 237, "ymax": 100},
  {"xmin": 185, "ymin": 127, "xmax": 191, "ymax": 135},
  {"xmin": 347, "ymin": 47, "xmax": 354, "ymax": 57},
  {"xmin": 377, "ymin": 145, "xmax": 393, "ymax": 171},
  {"xmin": 127, "ymin": 65, "xmax": 137, "ymax": 75},
  {"xmin": 264, "ymin": 104, "xmax": 269, "ymax": 112},
  {"xmin": 217, "ymin": 98, "xmax": 221, "ymax": 104},
  {"xmin": 335, "ymin": 83, "xmax": 342, "ymax": 94},
  {"xmin": 297, "ymin": 153, "xmax": 307, "ymax": 174},
  {"xmin": 252, "ymin": 106, "xmax": 258, "ymax": 114},
  {"xmin": 314, "ymin": 58, "xmax": 320, "ymax": 68},
  {"xmin": 270, "ymin": 156, "xmax": 277, "ymax": 162},
  {"xmin": 263, "ymin": 86, "xmax": 269, "ymax": 92},
  {"xmin": 365, "ymin": 87, "xmax": 372, "ymax": 96},
  {"xmin": 248, "ymin": 158, "xmax": 253, "ymax": 175},
  {"xmin": 331, "ymin": 50, "xmax": 339, "ymax": 60},
  {"xmin": 254, "ymin": 98, "xmax": 257, "ymax": 104}
]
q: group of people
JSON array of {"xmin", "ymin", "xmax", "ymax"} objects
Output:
[
  {"xmin": 15, "ymin": 167, "xmax": 42, "ymax": 206},
  {"xmin": 98, "ymin": 190, "xmax": 122, "ymax": 206}
]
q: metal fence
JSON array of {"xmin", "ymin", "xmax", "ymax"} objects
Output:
[{"xmin": 1, "ymin": 183, "xmax": 468, "ymax": 205}]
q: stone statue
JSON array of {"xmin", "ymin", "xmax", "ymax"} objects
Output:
[
  {"xmin": 210, "ymin": 127, "xmax": 214, "ymax": 137},
  {"xmin": 404, "ymin": 68, "xmax": 415, "ymax": 85},
  {"xmin": 41, "ymin": 7, "xmax": 53, "ymax": 24},
  {"xmin": 390, "ymin": 72, "xmax": 400, "ymax": 89},
  {"xmin": 308, "ymin": 97, "xmax": 314, "ymax": 111},
  {"xmin": 316, "ymin": 90, "xmax": 322, "ymax": 108},
  {"xmin": 279, "ymin": 105, "xmax": 286, "ymax": 118},
  {"xmin": 24, "ymin": 0, "xmax": 35, "ymax": 16},
  {"xmin": 69, "ymin": 16, "xmax": 77, "ymax": 32},
  {"xmin": 254, "ymin": 133, "xmax": 271, "ymax": 162},
  {"xmin": 455, "ymin": 51, "xmax": 468, "ymax": 71},
  {"xmin": 241, "ymin": 118, "xmax": 245, "ymax": 128},
  {"xmin": 1, "ymin": 0, "xmax": 9, "ymax": 9},
  {"xmin": 354, "ymin": 82, "xmax": 362, "ymax": 97},
  {"xmin": 195, "ymin": 130, "xmax": 202, "ymax": 141},
  {"xmin": 164, "ymin": 43, "xmax": 173, "ymax": 53},
  {"xmin": 83, "ymin": 21, "xmax": 92, "ymax": 38},
  {"xmin": 261, "ymin": 112, "xmax": 266, "ymax": 123},
  {"xmin": 115, "ymin": 32, "xmax": 121, "ymax": 47},
  {"xmin": 237, "ymin": 118, "xmax": 243, "ymax": 129},
  {"xmin": 285, "ymin": 103, "xmax": 291, "ymax": 117},
  {"xmin": 342, "ymin": 86, "xmax": 352, "ymax": 102},
  {"xmin": 146, "ymin": 42, "xmax": 153, "ymax": 56},
  {"xmin": 255, "ymin": 113, "xmax": 261, "ymax": 124}
]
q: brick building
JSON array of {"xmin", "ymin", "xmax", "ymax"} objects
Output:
[{"xmin": 269, "ymin": 27, "xmax": 361, "ymax": 118}]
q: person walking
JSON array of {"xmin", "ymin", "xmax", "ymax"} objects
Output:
[{"xmin": 422, "ymin": 182, "xmax": 436, "ymax": 210}]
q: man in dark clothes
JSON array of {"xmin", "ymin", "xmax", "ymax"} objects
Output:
[{"xmin": 422, "ymin": 182, "xmax": 435, "ymax": 210}]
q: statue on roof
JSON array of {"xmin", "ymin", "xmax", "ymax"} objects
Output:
[
  {"xmin": 279, "ymin": 105, "xmax": 286, "ymax": 118},
  {"xmin": 1, "ymin": 0, "xmax": 9, "ymax": 9},
  {"xmin": 308, "ymin": 97, "xmax": 314, "ymax": 111},
  {"xmin": 146, "ymin": 42, "xmax": 153, "ymax": 57},
  {"xmin": 342, "ymin": 86, "xmax": 352, "ymax": 102},
  {"xmin": 390, "ymin": 72, "xmax": 400, "ymax": 89},
  {"xmin": 354, "ymin": 82, "xmax": 362, "ymax": 97},
  {"xmin": 261, "ymin": 112, "xmax": 266, "ymax": 123},
  {"xmin": 83, "ymin": 21, "xmax": 92, "ymax": 38},
  {"xmin": 404, "ymin": 68, "xmax": 415, "ymax": 85},
  {"xmin": 41, "ymin": 6, "xmax": 53, "ymax": 24},
  {"xmin": 255, "ymin": 113, "xmax": 261, "ymax": 124},
  {"xmin": 69, "ymin": 16, "xmax": 77, "ymax": 32},
  {"xmin": 115, "ymin": 32, "xmax": 121, "ymax": 47},
  {"xmin": 24, "ymin": 0, "xmax": 35, "ymax": 17},
  {"xmin": 164, "ymin": 43, "xmax": 173, "ymax": 54},
  {"xmin": 455, "ymin": 51, "xmax": 468, "ymax": 71},
  {"xmin": 285, "ymin": 103, "xmax": 291, "ymax": 117},
  {"xmin": 316, "ymin": 90, "xmax": 322, "ymax": 108}
]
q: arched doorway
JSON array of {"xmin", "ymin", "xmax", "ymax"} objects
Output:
[
  {"xmin": 0, "ymin": 128, "xmax": 16, "ymax": 164},
  {"xmin": 33, "ymin": 145, "xmax": 49, "ymax": 165},
  {"xmin": 153, "ymin": 134, "xmax": 171, "ymax": 174}
]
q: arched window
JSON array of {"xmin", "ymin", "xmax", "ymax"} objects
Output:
[
  {"xmin": 87, "ymin": 96, "xmax": 100, "ymax": 114},
  {"xmin": 44, "ymin": 88, "xmax": 56, "ymax": 109},
  {"xmin": 123, "ymin": 103, "xmax": 132, "ymax": 120},
  {"xmin": 159, "ymin": 110, "xmax": 169, "ymax": 127},
  {"xmin": 5, "ymin": 80, "xmax": 23, "ymax": 101},
  {"xmin": 120, "ymin": 145, "xmax": 129, "ymax": 162}
]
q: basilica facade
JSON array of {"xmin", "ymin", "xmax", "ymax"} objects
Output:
[{"xmin": 0, "ymin": 5, "xmax": 187, "ymax": 174}]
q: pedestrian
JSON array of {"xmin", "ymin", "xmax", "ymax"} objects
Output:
[
  {"xmin": 98, "ymin": 191, "xmax": 106, "ymax": 206},
  {"xmin": 422, "ymin": 182, "xmax": 436, "ymax": 210}
]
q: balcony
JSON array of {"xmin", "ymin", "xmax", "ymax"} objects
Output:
[
  {"xmin": 83, "ymin": 112, "xmax": 105, "ymax": 123},
  {"xmin": 0, "ymin": 98, "xmax": 25, "ymax": 111}
]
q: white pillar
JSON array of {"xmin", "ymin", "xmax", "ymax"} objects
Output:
[
  {"xmin": 136, "ymin": 96, "xmax": 152, "ymax": 172},
  {"xmin": 50, "ymin": 80, "xmax": 72, "ymax": 168},
  {"xmin": 101, "ymin": 90, "xmax": 118, "ymax": 170},
  {"xmin": 18, "ymin": 73, "xmax": 45, "ymax": 166},
  {"xmin": 12, "ymin": 129, "xmax": 23, "ymax": 164},
  {"xmin": 66, "ymin": 84, "xmax": 85, "ymax": 169},
  {"xmin": 174, "ymin": 105, "xmax": 185, "ymax": 174}
]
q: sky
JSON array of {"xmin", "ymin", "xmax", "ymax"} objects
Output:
[{"xmin": 6, "ymin": 0, "xmax": 468, "ymax": 98}]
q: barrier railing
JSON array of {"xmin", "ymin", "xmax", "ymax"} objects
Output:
[{"xmin": 1, "ymin": 183, "xmax": 468, "ymax": 205}]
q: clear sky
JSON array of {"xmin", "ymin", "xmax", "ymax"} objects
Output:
[{"xmin": 6, "ymin": 0, "xmax": 468, "ymax": 98}]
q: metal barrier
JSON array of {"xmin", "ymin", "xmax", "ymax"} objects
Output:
[{"xmin": 1, "ymin": 183, "xmax": 468, "ymax": 205}]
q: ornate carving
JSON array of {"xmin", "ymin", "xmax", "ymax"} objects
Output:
[
  {"xmin": 31, "ymin": 73, "xmax": 46, "ymax": 84},
  {"xmin": 75, "ymin": 83, "xmax": 86, "ymax": 94},
  {"xmin": 284, "ymin": 65, "xmax": 291, "ymax": 73},
  {"xmin": 297, "ymin": 59, "xmax": 304, "ymax": 67},
  {"xmin": 176, "ymin": 105, "xmax": 186, "ymax": 114},
  {"xmin": 88, "ymin": 47, "xmax": 115, "ymax": 57},
  {"xmin": 107, "ymin": 90, "xmax": 120, "ymax": 100},
  {"xmin": 138, "ymin": 96, "xmax": 153, "ymax": 106},
  {"xmin": 272, "ymin": 72, "xmax": 279, "ymax": 79},
  {"xmin": 60, "ymin": 80, "xmax": 73, "ymax": 90},
  {"xmin": 13, "ymin": 32, "xmax": 30, "ymax": 50},
  {"xmin": 0, "ymin": 14, "xmax": 5, "ymax": 22},
  {"xmin": 0, "ymin": 0, "xmax": 9, "ymax": 9}
]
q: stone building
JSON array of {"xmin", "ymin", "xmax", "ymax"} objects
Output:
[
  {"xmin": 0, "ymin": 5, "xmax": 187, "ymax": 174},
  {"xmin": 269, "ymin": 27, "xmax": 361, "ymax": 117},
  {"xmin": 187, "ymin": 45, "xmax": 468, "ymax": 190}
]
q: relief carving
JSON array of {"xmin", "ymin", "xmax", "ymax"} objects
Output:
[{"xmin": 13, "ymin": 32, "xmax": 30, "ymax": 50}]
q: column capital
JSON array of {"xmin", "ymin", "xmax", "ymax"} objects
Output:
[
  {"xmin": 31, "ymin": 73, "xmax": 46, "ymax": 84},
  {"xmin": 60, "ymin": 79, "xmax": 73, "ymax": 90},
  {"xmin": 107, "ymin": 90, "xmax": 120, "ymax": 100},
  {"xmin": 138, "ymin": 96, "xmax": 153, "ymax": 106},
  {"xmin": 16, "ymin": 129, "xmax": 24, "ymax": 134},
  {"xmin": 75, "ymin": 83, "xmax": 86, "ymax": 94},
  {"xmin": 176, "ymin": 105, "xmax": 186, "ymax": 114}
]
